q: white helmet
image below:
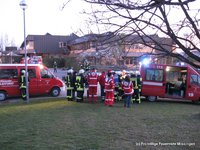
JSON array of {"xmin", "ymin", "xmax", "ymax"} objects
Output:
[
  {"xmin": 122, "ymin": 70, "xmax": 126, "ymax": 73},
  {"xmin": 21, "ymin": 70, "xmax": 25, "ymax": 74},
  {"xmin": 79, "ymin": 69, "xmax": 84, "ymax": 74},
  {"xmin": 67, "ymin": 69, "xmax": 74, "ymax": 73}
]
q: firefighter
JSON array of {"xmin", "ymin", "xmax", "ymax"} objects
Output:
[
  {"xmin": 137, "ymin": 74, "xmax": 142, "ymax": 103},
  {"xmin": 64, "ymin": 69, "xmax": 74, "ymax": 101},
  {"xmin": 113, "ymin": 71, "xmax": 120, "ymax": 101},
  {"xmin": 72, "ymin": 71, "xmax": 77, "ymax": 100},
  {"xmin": 75, "ymin": 69, "xmax": 85, "ymax": 102},
  {"xmin": 87, "ymin": 68, "xmax": 98, "ymax": 103},
  {"xmin": 122, "ymin": 75, "xmax": 134, "ymax": 108},
  {"xmin": 104, "ymin": 70, "xmax": 115, "ymax": 106},
  {"xmin": 98, "ymin": 71, "xmax": 106, "ymax": 102},
  {"xmin": 18, "ymin": 70, "xmax": 28, "ymax": 100},
  {"xmin": 131, "ymin": 74, "xmax": 140, "ymax": 103},
  {"xmin": 118, "ymin": 70, "xmax": 126, "ymax": 101}
]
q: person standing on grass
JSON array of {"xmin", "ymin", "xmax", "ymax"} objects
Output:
[
  {"xmin": 98, "ymin": 71, "xmax": 106, "ymax": 102},
  {"xmin": 18, "ymin": 70, "xmax": 29, "ymax": 101},
  {"xmin": 122, "ymin": 75, "xmax": 134, "ymax": 108},
  {"xmin": 75, "ymin": 69, "xmax": 85, "ymax": 102},
  {"xmin": 53, "ymin": 61, "xmax": 57, "ymax": 73},
  {"xmin": 104, "ymin": 70, "xmax": 115, "ymax": 107},
  {"xmin": 118, "ymin": 70, "xmax": 126, "ymax": 101},
  {"xmin": 87, "ymin": 68, "xmax": 98, "ymax": 103},
  {"xmin": 64, "ymin": 69, "xmax": 74, "ymax": 101},
  {"xmin": 113, "ymin": 71, "xmax": 120, "ymax": 101}
]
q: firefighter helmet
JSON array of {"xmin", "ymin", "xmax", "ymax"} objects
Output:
[
  {"xmin": 67, "ymin": 69, "xmax": 74, "ymax": 73},
  {"xmin": 79, "ymin": 69, "xmax": 84, "ymax": 74},
  {"xmin": 122, "ymin": 70, "xmax": 126, "ymax": 73},
  {"xmin": 21, "ymin": 70, "xmax": 25, "ymax": 74}
]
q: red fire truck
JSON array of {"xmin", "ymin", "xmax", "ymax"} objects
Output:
[
  {"xmin": 0, "ymin": 64, "xmax": 64, "ymax": 101},
  {"xmin": 140, "ymin": 63, "xmax": 200, "ymax": 103}
]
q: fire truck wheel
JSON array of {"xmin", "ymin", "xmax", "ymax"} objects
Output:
[
  {"xmin": 147, "ymin": 96, "xmax": 157, "ymax": 102},
  {"xmin": 51, "ymin": 87, "xmax": 60, "ymax": 97},
  {"xmin": 0, "ymin": 91, "xmax": 6, "ymax": 101}
]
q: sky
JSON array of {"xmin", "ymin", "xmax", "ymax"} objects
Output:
[
  {"xmin": 0, "ymin": 0, "xmax": 199, "ymax": 48},
  {"xmin": 0, "ymin": 0, "xmax": 92, "ymax": 47}
]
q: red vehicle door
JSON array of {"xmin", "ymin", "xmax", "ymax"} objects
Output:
[
  {"xmin": 37, "ymin": 67, "xmax": 53, "ymax": 94},
  {"xmin": 141, "ymin": 64, "xmax": 166, "ymax": 100},
  {"xmin": 0, "ymin": 67, "xmax": 20, "ymax": 97},
  {"xmin": 186, "ymin": 74, "xmax": 200, "ymax": 101},
  {"xmin": 28, "ymin": 68, "xmax": 39, "ymax": 95}
]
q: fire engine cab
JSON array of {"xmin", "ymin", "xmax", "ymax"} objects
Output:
[
  {"xmin": 140, "ymin": 63, "xmax": 200, "ymax": 103},
  {"xmin": 0, "ymin": 64, "xmax": 64, "ymax": 101}
]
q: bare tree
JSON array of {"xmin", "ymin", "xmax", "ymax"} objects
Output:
[
  {"xmin": 0, "ymin": 34, "xmax": 16, "ymax": 51},
  {"xmin": 82, "ymin": 0, "xmax": 200, "ymax": 68}
]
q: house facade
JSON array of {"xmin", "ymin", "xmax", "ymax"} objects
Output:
[
  {"xmin": 20, "ymin": 33, "xmax": 78, "ymax": 58},
  {"xmin": 68, "ymin": 33, "xmax": 176, "ymax": 70},
  {"xmin": 19, "ymin": 32, "xmax": 176, "ymax": 70}
]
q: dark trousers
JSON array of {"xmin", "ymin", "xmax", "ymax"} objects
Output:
[
  {"xmin": 20, "ymin": 88, "xmax": 26, "ymax": 100},
  {"xmin": 100, "ymin": 85, "xmax": 105, "ymax": 101},
  {"xmin": 118, "ymin": 88, "xmax": 124, "ymax": 101},
  {"xmin": 114, "ymin": 87, "xmax": 119, "ymax": 101},
  {"xmin": 67, "ymin": 89, "xmax": 73, "ymax": 100},
  {"xmin": 77, "ymin": 90, "xmax": 84, "ymax": 102},
  {"xmin": 124, "ymin": 95, "xmax": 131, "ymax": 108}
]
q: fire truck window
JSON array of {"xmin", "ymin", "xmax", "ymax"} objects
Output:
[
  {"xmin": 0, "ymin": 69, "xmax": 18, "ymax": 79},
  {"xmin": 146, "ymin": 69, "xmax": 163, "ymax": 81},
  {"xmin": 28, "ymin": 69, "xmax": 36, "ymax": 78},
  {"xmin": 198, "ymin": 76, "xmax": 200, "ymax": 86},
  {"xmin": 190, "ymin": 75, "xmax": 198, "ymax": 85},
  {"xmin": 40, "ymin": 69, "xmax": 53, "ymax": 78},
  {"xmin": 20, "ymin": 69, "xmax": 36, "ymax": 78}
]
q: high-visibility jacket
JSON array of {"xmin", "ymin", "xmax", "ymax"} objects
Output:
[
  {"xmin": 122, "ymin": 81, "xmax": 133, "ymax": 95},
  {"xmin": 65, "ymin": 74, "xmax": 74, "ymax": 90},
  {"xmin": 19, "ymin": 75, "xmax": 26, "ymax": 89},
  {"xmin": 130, "ymin": 77, "xmax": 138, "ymax": 89},
  {"xmin": 137, "ymin": 76, "xmax": 142, "ymax": 91},
  {"xmin": 75, "ymin": 74, "xmax": 85, "ymax": 91},
  {"xmin": 105, "ymin": 77, "xmax": 115, "ymax": 92},
  {"xmin": 87, "ymin": 71, "xmax": 98, "ymax": 87},
  {"xmin": 98, "ymin": 72, "xmax": 106, "ymax": 87}
]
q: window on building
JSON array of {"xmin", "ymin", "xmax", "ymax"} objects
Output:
[
  {"xmin": 59, "ymin": 42, "xmax": 67, "ymax": 48},
  {"xmin": 90, "ymin": 42, "xmax": 96, "ymax": 48},
  {"xmin": 125, "ymin": 59, "xmax": 130, "ymax": 64},
  {"xmin": 146, "ymin": 69, "xmax": 163, "ymax": 81}
]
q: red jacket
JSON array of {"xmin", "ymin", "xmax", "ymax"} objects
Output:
[
  {"xmin": 87, "ymin": 71, "xmax": 98, "ymax": 87},
  {"xmin": 105, "ymin": 77, "xmax": 115, "ymax": 92},
  {"xmin": 98, "ymin": 72, "xmax": 106, "ymax": 87},
  {"xmin": 122, "ymin": 81, "xmax": 133, "ymax": 95}
]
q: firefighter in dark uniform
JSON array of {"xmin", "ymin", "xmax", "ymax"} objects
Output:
[
  {"xmin": 18, "ymin": 70, "xmax": 28, "ymax": 100},
  {"xmin": 75, "ymin": 69, "xmax": 85, "ymax": 102},
  {"xmin": 113, "ymin": 71, "xmax": 120, "ymax": 101},
  {"xmin": 118, "ymin": 70, "xmax": 126, "ymax": 101},
  {"xmin": 137, "ymin": 74, "xmax": 142, "ymax": 103},
  {"xmin": 131, "ymin": 74, "xmax": 140, "ymax": 103},
  {"xmin": 65, "ymin": 69, "xmax": 74, "ymax": 101}
]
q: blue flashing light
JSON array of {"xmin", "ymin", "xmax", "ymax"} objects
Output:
[{"xmin": 142, "ymin": 58, "xmax": 150, "ymax": 65}]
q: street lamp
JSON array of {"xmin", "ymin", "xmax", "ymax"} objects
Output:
[{"xmin": 20, "ymin": 0, "xmax": 29, "ymax": 102}]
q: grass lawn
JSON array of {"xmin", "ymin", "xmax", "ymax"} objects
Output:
[{"xmin": 0, "ymin": 98, "xmax": 199, "ymax": 150}]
